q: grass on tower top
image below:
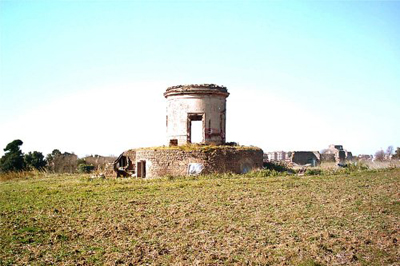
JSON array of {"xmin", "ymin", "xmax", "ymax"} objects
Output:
[{"xmin": 136, "ymin": 143, "xmax": 262, "ymax": 152}]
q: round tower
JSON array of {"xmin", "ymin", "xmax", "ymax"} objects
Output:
[{"xmin": 164, "ymin": 84, "xmax": 229, "ymax": 146}]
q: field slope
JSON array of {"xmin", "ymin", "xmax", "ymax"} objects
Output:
[{"xmin": 1, "ymin": 169, "xmax": 399, "ymax": 265}]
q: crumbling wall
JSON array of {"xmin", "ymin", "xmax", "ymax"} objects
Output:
[
  {"xmin": 132, "ymin": 147, "xmax": 263, "ymax": 178},
  {"xmin": 338, "ymin": 150, "xmax": 346, "ymax": 163},
  {"xmin": 324, "ymin": 144, "xmax": 353, "ymax": 163},
  {"xmin": 321, "ymin": 153, "xmax": 336, "ymax": 162},
  {"xmin": 291, "ymin": 151, "xmax": 321, "ymax": 166},
  {"xmin": 110, "ymin": 149, "xmax": 137, "ymax": 178},
  {"xmin": 346, "ymin": 152, "xmax": 353, "ymax": 161}
]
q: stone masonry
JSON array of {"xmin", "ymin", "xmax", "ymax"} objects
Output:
[
  {"xmin": 111, "ymin": 84, "xmax": 264, "ymax": 178},
  {"xmin": 164, "ymin": 84, "xmax": 229, "ymax": 146}
]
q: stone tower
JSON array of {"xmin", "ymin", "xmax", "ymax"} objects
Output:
[{"xmin": 164, "ymin": 84, "xmax": 229, "ymax": 146}]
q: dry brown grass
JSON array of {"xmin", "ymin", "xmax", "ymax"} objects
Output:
[
  {"xmin": 0, "ymin": 170, "xmax": 48, "ymax": 182},
  {"xmin": 1, "ymin": 168, "xmax": 399, "ymax": 265}
]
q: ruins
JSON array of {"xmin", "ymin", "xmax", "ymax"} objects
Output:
[
  {"xmin": 165, "ymin": 84, "xmax": 229, "ymax": 146},
  {"xmin": 265, "ymin": 145, "xmax": 353, "ymax": 166},
  {"xmin": 110, "ymin": 84, "xmax": 263, "ymax": 178},
  {"xmin": 266, "ymin": 151, "xmax": 287, "ymax": 162},
  {"xmin": 322, "ymin": 144, "xmax": 353, "ymax": 163},
  {"xmin": 290, "ymin": 151, "xmax": 321, "ymax": 167}
]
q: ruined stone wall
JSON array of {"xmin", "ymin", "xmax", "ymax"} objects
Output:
[
  {"xmin": 107, "ymin": 150, "xmax": 137, "ymax": 178},
  {"xmin": 321, "ymin": 153, "xmax": 336, "ymax": 162},
  {"xmin": 291, "ymin": 151, "xmax": 321, "ymax": 166},
  {"xmin": 338, "ymin": 150, "xmax": 346, "ymax": 163},
  {"xmin": 346, "ymin": 152, "xmax": 353, "ymax": 161},
  {"xmin": 324, "ymin": 145, "xmax": 353, "ymax": 163},
  {"xmin": 134, "ymin": 147, "xmax": 263, "ymax": 178},
  {"xmin": 123, "ymin": 150, "xmax": 136, "ymax": 166},
  {"xmin": 104, "ymin": 163, "xmax": 117, "ymax": 178}
]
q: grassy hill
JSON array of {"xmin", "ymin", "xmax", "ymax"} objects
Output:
[{"xmin": 1, "ymin": 169, "xmax": 399, "ymax": 265}]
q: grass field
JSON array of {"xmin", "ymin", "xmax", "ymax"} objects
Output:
[{"xmin": 1, "ymin": 168, "xmax": 399, "ymax": 265}]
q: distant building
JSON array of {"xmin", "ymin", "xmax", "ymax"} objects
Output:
[
  {"xmin": 322, "ymin": 144, "xmax": 353, "ymax": 163},
  {"xmin": 266, "ymin": 151, "xmax": 287, "ymax": 162},
  {"xmin": 265, "ymin": 145, "xmax": 353, "ymax": 166},
  {"xmin": 357, "ymin": 154, "xmax": 373, "ymax": 161},
  {"xmin": 265, "ymin": 150, "xmax": 320, "ymax": 166},
  {"xmin": 289, "ymin": 151, "xmax": 321, "ymax": 166}
]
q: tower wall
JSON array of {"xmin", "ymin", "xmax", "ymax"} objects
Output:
[{"xmin": 164, "ymin": 84, "xmax": 229, "ymax": 146}]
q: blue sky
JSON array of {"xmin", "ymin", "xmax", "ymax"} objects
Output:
[{"xmin": 1, "ymin": 0, "xmax": 399, "ymax": 157}]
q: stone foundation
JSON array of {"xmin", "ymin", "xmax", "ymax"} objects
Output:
[{"xmin": 111, "ymin": 146, "xmax": 263, "ymax": 178}]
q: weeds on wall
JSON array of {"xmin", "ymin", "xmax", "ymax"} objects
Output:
[{"xmin": 140, "ymin": 144, "xmax": 262, "ymax": 152}]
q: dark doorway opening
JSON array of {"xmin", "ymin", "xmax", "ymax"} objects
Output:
[{"xmin": 137, "ymin": 160, "xmax": 146, "ymax": 178}]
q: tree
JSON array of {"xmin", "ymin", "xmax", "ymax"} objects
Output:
[
  {"xmin": 46, "ymin": 149, "xmax": 78, "ymax": 173},
  {"xmin": 24, "ymin": 151, "xmax": 47, "ymax": 170},
  {"xmin": 77, "ymin": 163, "xmax": 95, "ymax": 173},
  {"xmin": 46, "ymin": 149, "xmax": 61, "ymax": 164},
  {"xmin": 0, "ymin": 139, "xmax": 26, "ymax": 172},
  {"xmin": 374, "ymin": 149, "xmax": 385, "ymax": 161}
]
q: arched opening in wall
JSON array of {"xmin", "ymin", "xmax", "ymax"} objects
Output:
[{"xmin": 187, "ymin": 113, "xmax": 204, "ymax": 144}]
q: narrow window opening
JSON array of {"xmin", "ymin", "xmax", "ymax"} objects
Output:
[{"xmin": 169, "ymin": 139, "xmax": 178, "ymax": 146}]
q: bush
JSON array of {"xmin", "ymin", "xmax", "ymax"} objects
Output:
[
  {"xmin": 305, "ymin": 169, "xmax": 323, "ymax": 176},
  {"xmin": 247, "ymin": 169, "xmax": 281, "ymax": 177},
  {"xmin": 346, "ymin": 162, "xmax": 369, "ymax": 172},
  {"xmin": 77, "ymin": 164, "xmax": 95, "ymax": 173},
  {"xmin": 24, "ymin": 151, "xmax": 46, "ymax": 171},
  {"xmin": 263, "ymin": 161, "xmax": 292, "ymax": 172}
]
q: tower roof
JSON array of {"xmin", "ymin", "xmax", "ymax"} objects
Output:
[{"xmin": 164, "ymin": 84, "xmax": 229, "ymax": 98}]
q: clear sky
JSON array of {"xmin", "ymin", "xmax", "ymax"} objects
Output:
[{"xmin": 1, "ymin": 0, "xmax": 399, "ymax": 157}]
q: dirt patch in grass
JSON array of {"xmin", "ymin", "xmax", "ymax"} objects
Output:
[{"xmin": 1, "ymin": 169, "xmax": 399, "ymax": 265}]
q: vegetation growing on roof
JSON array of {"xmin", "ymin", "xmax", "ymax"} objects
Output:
[{"xmin": 136, "ymin": 144, "xmax": 262, "ymax": 152}]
